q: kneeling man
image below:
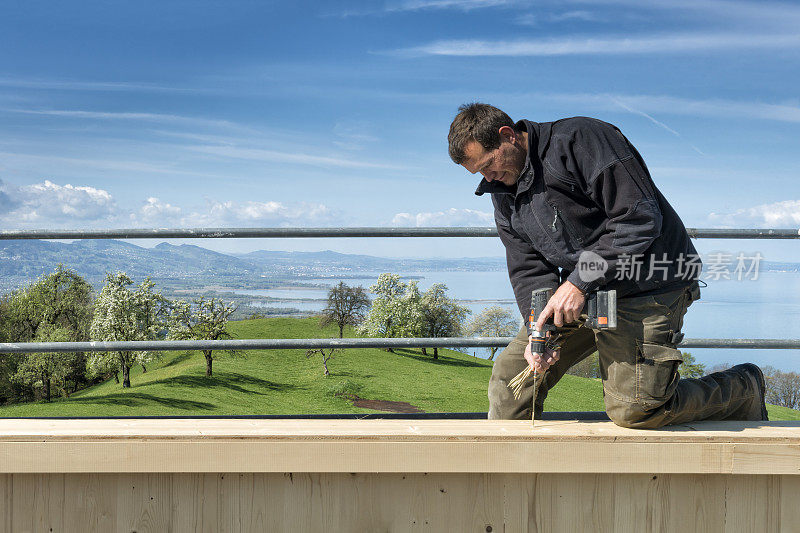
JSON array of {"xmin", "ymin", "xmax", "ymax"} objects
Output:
[{"xmin": 448, "ymin": 102, "xmax": 767, "ymax": 428}]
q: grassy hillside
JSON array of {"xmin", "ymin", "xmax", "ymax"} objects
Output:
[{"xmin": 0, "ymin": 317, "xmax": 796, "ymax": 421}]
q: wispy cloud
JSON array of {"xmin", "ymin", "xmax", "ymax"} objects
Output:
[
  {"xmin": 385, "ymin": 0, "xmax": 515, "ymax": 11},
  {"xmin": 517, "ymin": 10, "xmax": 605, "ymax": 26},
  {"xmin": 395, "ymin": 32, "xmax": 800, "ymax": 56},
  {"xmin": 0, "ymin": 76, "xmax": 198, "ymax": 93},
  {"xmin": 189, "ymin": 145, "xmax": 402, "ymax": 170},
  {"xmin": 329, "ymin": 0, "xmax": 517, "ymax": 17},
  {"xmin": 709, "ymin": 200, "xmax": 800, "ymax": 227},
  {"xmin": 571, "ymin": 0, "xmax": 800, "ymax": 29},
  {"xmin": 332, "ymin": 120, "xmax": 379, "ymax": 151},
  {"xmin": 392, "ymin": 208, "xmax": 493, "ymax": 226},
  {"xmin": 2, "ymin": 108, "xmax": 244, "ymax": 130},
  {"xmin": 0, "ymin": 151, "xmax": 227, "ymax": 178},
  {"xmin": 572, "ymin": 93, "xmax": 800, "ymax": 124},
  {"xmin": 610, "ymin": 98, "xmax": 705, "ymax": 155}
]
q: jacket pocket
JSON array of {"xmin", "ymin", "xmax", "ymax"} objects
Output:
[
  {"xmin": 611, "ymin": 197, "xmax": 663, "ymax": 251},
  {"xmin": 635, "ymin": 342, "xmax": 683, "ymax": 409},
  {"xmin": 548, "ymin": 203, "xmax": 584, "ymax": 253}
]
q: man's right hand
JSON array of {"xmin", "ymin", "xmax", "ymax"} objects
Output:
[{"xmin": 524, "ymin": 335, "xmax": 560, "ymax": 373}]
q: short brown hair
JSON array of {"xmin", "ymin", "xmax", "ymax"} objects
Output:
[{"xmin": 448, "ymin": 103, "xmax": 515, "ymax": 164}]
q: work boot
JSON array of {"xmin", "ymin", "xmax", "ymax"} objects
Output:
[{"xmin": 725, "ymin": 363, "xmax": 769, "ymax": 421}]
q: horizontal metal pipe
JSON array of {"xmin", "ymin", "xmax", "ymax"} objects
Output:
[
  {"xmin": 1, "ymin": 337, "xmax": 799, "ymax": 354},
  {"xmin": 1, "ymin": 227, "xmax": 798, "ymax": 240}
]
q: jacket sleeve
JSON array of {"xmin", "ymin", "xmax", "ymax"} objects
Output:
[
  {"xmin": 564, "ymin": 132, "xmax": 663, "ymax": 293},
  {"xmin": 494, "ymin": 197, "xmax": 561, "ymax": 325}
]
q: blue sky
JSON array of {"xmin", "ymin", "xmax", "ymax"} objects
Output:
[{"xmin": 1, "ymin": 0, "xmax": 799, "ymax": 260}]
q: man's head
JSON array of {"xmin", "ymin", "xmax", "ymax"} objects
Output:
[{"xmin": 448, "ymin": 102, "xmax": 528, "ymax": 187}]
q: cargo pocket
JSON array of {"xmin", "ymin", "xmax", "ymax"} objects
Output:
[{"xmin": 635, "ymin": 342, "xmax": 683, "ymax": 409}]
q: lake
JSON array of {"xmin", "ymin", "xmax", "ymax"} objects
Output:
[{"xmin": 235, "ymin": 270, "xmax": 800, "ymax": 373}]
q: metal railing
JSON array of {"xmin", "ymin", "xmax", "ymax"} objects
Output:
[
  {"xmin": 1, "ymin": 226, "xmax": 799, "ymax": 240},
  {"xmin": 2, "ymin": 337, "xmax": 800, "ymax": 354},
  {"xmin": 1, "ymin": 226, "xmax": 799, "ymax": 356},
  {"xmin": 1, "ymin": 225, "xmax": 798, "ymax": 419}
]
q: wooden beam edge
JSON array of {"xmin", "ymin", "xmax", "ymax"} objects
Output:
[{"xmin": 0, "ymin": 441, "xmax": 797, "ymax": 475}]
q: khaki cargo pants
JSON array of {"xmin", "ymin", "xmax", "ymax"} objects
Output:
[{"xmin": 488, "ymin": 283, "xmax": 754, "ymax": 428}]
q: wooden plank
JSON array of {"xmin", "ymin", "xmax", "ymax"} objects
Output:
[
  {"xmin": 724, "ymin": 475, "xmax": 782, "ymax": 532},
  {"xmin": 0, "ymin": 440, "xmax": 797, "ymax": 475},
  {"xmin": 114, "ymin": 473, "xmax": 173, "ymax": 533},
  {"xmin": 63, "ymin": 474, "xmax": 116, "ymax": 532},
  {"xmin": 0, "ymin": 419, "xmax": 796, "ymax": 442},
  {"xmin": 0, "ymin": 472, "xmax": 796, "ymax": 531},
  {"xmin": 780, "ymin": 475, "xmax": 800, "ymax": 532},
  {"xmin": 0, "ymin": 475, "xmax": 11, "ymax": 533}
]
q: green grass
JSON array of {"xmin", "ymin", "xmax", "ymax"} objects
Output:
[{"xmin": 0, "ymin": 316, "xmax": 796, "ymax": 421}]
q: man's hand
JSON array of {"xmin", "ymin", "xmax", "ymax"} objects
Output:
[
  {"xmin": 534, "ymin": 280, "xmax": 586, "ymax": 332},
  {"xmin": 524, "ymin": 339, "xmax": 560, "ymax": 373}
]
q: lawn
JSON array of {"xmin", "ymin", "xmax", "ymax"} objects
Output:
[{"xmin": 0, "ymin": 316, "xmax": 795, "ymax": 421}]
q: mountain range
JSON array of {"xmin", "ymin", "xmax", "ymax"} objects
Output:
[{"xmin": 0, "ymin": 239, "xmax": 506, "ymax": 292}]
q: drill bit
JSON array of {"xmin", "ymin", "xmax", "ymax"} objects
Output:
[{"xmin": 507, "ymin": 336, "xmax": 561, "ymax": 426}]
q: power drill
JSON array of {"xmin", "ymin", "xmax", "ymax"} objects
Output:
[
  {"xmin": 528, "ymin": 287, "xmax": 618, "ymax": 354},
  {"xmin": 525, "ymin": 287, "xmax": 618, "ymax": 418}
]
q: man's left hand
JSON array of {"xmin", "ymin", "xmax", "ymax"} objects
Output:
[{"xmin": 534, "ymin": 281, "xmax": 586, "ymax": 331}]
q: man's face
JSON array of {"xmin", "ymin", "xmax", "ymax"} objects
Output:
[{"xmin": 461, "ymin": 128, "xmax": 527, "ymax": 187}]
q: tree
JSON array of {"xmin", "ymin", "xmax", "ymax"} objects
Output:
[
  {"xmin": 419, "ymin": 283, "xmax": 470, "ymax": 359},
  {"xmin": 0, "ymin": 265, "xmax": 94, "ymax": 402},
  {"xmin": 679, "ymin": 352, "xmax": 705, "ymax": 379},
  {"xmin": 763, "ymin": 366, "xmax": 800, "ymax": 409},
  {"xmin": 306, "ymin": 348, "xmax": 341, "ymax": 376},
  {"xmin": 320, "ymin": 282, "xmax": 370, "ymax": 338},
  {"xmin": 90, "ymin": 273, "xmax": 169, "ymax": 388},
  {"xmin": 567, "ymin": 352, "xmax": 600, "ymax": 378},
  {"xmin": 12, "ymin": 324, "xmax": 76, "ymax": 401},
  {"xmin": 168, "ymin": 297, "xmax": 238, "ymax": 377},
  {"xmin": 358, "ymin": 274, "xmax": 424, "ymax": 351},
  {"xmin": 467, "ymin": 306, "xmax": 519, "ymax": 360}
]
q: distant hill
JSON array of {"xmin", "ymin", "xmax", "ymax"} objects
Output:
[
  {"xmin": 234, "ymin": 249, "xmax": 505, "ymax": 274},
  {"xmin": 0, "ymin": 240, "xmax": 260, "ymax": 291},
  {"xmin": 0, "ymin": 240, "xmax": 505, "ymax": 292}
]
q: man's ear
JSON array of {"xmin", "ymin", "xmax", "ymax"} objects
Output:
[{"xmin": 498, "ymin": 125, "xmax": 516, "ymax": 143}]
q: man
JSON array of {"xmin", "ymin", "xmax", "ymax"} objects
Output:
[{"xmin": 448, "ymin": 102, "xmax": 768, "ymax": 428}]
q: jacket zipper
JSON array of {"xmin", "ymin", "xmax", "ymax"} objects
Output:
[{"xmin": 550, "ymin": 205, "xmax": 583, "ymax": 244}]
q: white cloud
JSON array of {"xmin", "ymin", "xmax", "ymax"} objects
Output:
[
  {"xmin": 396, "ymin": 32, "xmax": 800, "ymax": 56},
  {"xmin": 0, "ymin": 179, "xmax": 118, "ymax": 224},
  {"xmin": 392, "ymin": 208, "xmax": 493, "ymax": 226},
  {"xmin": 130, "ymin": 198, "xmax": 334, "ymax": 227},
  {"xmin": 0, "ymin": 178, "xmax": 334, "ymax": 229},
  {"xmin": 709, "ymin": 200, "xmax": 800, "ymax": 228},
  {"xmin": 181, "ymin": 200, "xmax": 332, "ymax": 226},
  {"xmin": 138, "ymin": 197, "xmax": 183, "ymax": 224}
]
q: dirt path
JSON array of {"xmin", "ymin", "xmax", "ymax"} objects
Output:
[{"xmin": 350, "ymin": 396, "xmax": 424, "ymax": 413}]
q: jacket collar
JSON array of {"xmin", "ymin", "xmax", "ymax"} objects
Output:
[{"xmin": 474, "ymin": 119, "xmax": 552, "ymax": 197}]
